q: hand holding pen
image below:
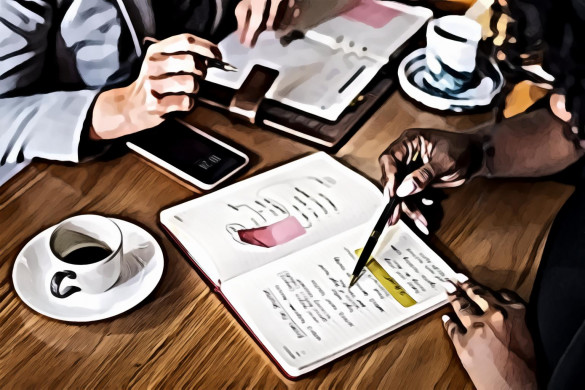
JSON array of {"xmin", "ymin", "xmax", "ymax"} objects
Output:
[
  {"xmin": 91, "ymin": 34, "xmax": 236, "ymax": 140},
  {"xmin": 349, "ymin": 151, "xmax": 419, "ymax": 288},
  {"xmin": 378, "ymin": 128, "xmax": 485, "ymax": 234}
]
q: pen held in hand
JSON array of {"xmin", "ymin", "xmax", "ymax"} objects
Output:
[
  {"xmin": 349, "ymin": 151, "xmax": 420, "ymax": 289},
  {"xmin": 206, "ymin": 58, "xmax": 238, "ymax": 72},
  {"xmin": 143, "ymin": 37, "xmax": 238, "ymax": 73}
]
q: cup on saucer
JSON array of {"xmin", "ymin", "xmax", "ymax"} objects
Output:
[
  {"xmin": 48, "ymin": 215, "xmax": 122, "ymax": 298},
  {"xmin": 13, "ymin": 216, "xmax": 164, "ymax": 322},
  {"xmin": 423, "ymin": 15, "xmax": 482, "ymax": 95},
  {"xmin": 397, "ymin": 15, "xmax": 503, "ymax": 112}
]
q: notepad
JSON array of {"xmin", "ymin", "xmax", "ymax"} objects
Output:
[
  {"xmin": 205, "ymin": 1, "xmax": 432, "ymax": 121},
  {"xmin": 161, "ymin": 153, "xmax": 459, "ymax": 378}
]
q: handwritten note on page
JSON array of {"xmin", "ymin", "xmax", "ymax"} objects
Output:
[
  {"xmin": 222, "ymin": 221, "xmax": 457, "ymax": 375},
  {"xmin": 161, "ymin": 153, "xmax": 382, "ymax": 283}
]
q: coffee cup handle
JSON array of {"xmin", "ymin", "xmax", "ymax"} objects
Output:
[{"xmin": 50, "ymin": 271, "xmax": 82, "ymax": 298}]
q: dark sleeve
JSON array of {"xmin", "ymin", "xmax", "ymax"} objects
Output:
[
  {"xmin": 547, "ymin": 320, "xmax": 585, "ymax": 389},
  {"xmin": 152, "ymin": 0, "xmax": 239, "ymax": 42},
  {"xmin": 539, "ymin": 0, "xmax": 585, "ymax": 136}
]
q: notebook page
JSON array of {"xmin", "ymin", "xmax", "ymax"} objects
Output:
[
  {"xmin": 307, "ymin": 1, "xmax": 433, "ymax": 63},
  {"xmin": 160, "ymin": 153, "xmax": 382, "ymax": 283},
  {"xmin": 222, "ymin": 221, "xmax": 457, "ymax": 376},
  {"xmin": 206, "ymin": 32, "xmax": 380, "ymax": 121}
]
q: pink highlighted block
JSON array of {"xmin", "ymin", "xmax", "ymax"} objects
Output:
[
  {"xmin": 238, "ymin": 216, "xmax": 306, "ymax": 248},
  {"xmin": 343, "ymin": 0, "xmax": 400, "ymax": 29}
]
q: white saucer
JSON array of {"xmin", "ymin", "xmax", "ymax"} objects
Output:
[
  {"xmin": 398, "ymin": 48, "xmax": 504, "ymax": 112},
  {"xmin": 12, "ymin": 218, "xmax": 164, "ymax": 322}
]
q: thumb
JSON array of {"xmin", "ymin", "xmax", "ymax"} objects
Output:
[{"xmin": 396, "ymin": 162, "xmax": 437, "ymax": 197}]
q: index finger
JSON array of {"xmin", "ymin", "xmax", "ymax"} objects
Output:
[
  {"xmin": 151, "ymin": 34, "xmax": 222, "ymax": 60},
  {"xmin": 245, "ymin": 0, "xmax": 269, "ymax": 47},
  {"xmin": 379, "ymin": 138, "xmax": 412, "ymax": 196},
  {"xmin": 267, "ymin": 0, "xmax": 287, "ymax": 30},
  {"xmin": 379, "ymin": 153, "xmax": 399, "ymax": 197}
]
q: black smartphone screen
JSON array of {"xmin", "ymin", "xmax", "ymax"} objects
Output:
[{"xmin": 128, "ymin": 120, "xmax": 248, "ymax": 186}]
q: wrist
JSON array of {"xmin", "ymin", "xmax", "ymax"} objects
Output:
[
  {"xmin": 91, "ymin": 86, "xmax": 135, "ymax": 140},
  {"xmin": 472, "ymin": 135, "xmax": 494, "ymax": 179},
  {"xmin": 469, "ymin": 126, "xmax": 495, "ymax": 179}
]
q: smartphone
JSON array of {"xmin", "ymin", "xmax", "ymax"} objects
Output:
[{"xmin": 126, "ymin": 119, "xmax": 249, "ymax": 190}]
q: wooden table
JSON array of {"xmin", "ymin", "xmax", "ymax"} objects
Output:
[{"xmin": 0, "ymin": 92, "xmax": 573, "ymax": 388}]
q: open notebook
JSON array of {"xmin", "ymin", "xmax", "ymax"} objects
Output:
[
  {"xmin": 161, "ymin": 153, "xmax": 459, "ymax": 378},
  {"xmin": 206, "ymin": 1, "xmax": 432, "ymax": 121}
]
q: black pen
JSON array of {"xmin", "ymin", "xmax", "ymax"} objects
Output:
[
  {"xmin": 348, "ymin": 197, "xmax": 399, "ymax": 288},
  {"xmin": 206, "ymin": 58, "xmax": 238, "ymax": 72},
  {"xmin": 349, "ymin": 151, "xmax": 419, "ymax": 288},
  {"xmin": 143, "ymin": 37, "xmax": 238, "ymax": 72}
]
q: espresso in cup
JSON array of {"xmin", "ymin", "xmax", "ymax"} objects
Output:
[{"xmin": 49, "ymin": 215, "xmax": 123, "ymax": 298}]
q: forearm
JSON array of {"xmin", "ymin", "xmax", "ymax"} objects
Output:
[
  {"xmin": 476, "ymin": 108, "xmax": 584, "ymax": 178},
  {"xmin": 0, "ymin": 90, "xmax": 101, "ymax": 164},
  {"xmin": 89, "ymin": 87, "xmax": 133, "ymax": 140}
]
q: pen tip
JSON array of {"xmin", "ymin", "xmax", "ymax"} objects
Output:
[
  {"xmin": 225, "ymin": 64, "xmax": 238, "ymax": 72},
  {"xmin": 348, "ymin": 275, "xmax": 358, "ymax": 289}
]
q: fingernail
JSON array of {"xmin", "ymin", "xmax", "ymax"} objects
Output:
[
  {"xmin": 396, "ymin": 180, "xmax": 416, "ymax": 198},
  {"xmin": 442, "ymin": 282, "xmax": 456, "ymax": 294},
  {"xmin": 455, "ymin": 273, "xmax": 468, "ymax": 283},
  {"xmin": 415, "ymin": 219, "xmax": 429, "ymax": 235},
  {"xmin": 441, "ymin": 314, "xmax": 450, "ymax": 324},
  {"xmin": 422, "ymin": 198, "xmax": 434, "ymax": 206},
  {"xmin": 383, "ymin": 185, "xmax": 391, "ymax": 201}
]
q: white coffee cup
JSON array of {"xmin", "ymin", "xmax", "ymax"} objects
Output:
[
  {"xmin": 48, "ymin": 215, "xmax": 122, "ymax": 298},
  {"xmin": 424, "ymin": 15, "xmax": 482, "ymax": 93}
]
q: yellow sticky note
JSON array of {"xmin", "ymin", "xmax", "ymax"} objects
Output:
[{"xmin": 355, "ymin": 249, "xmax": 417, "ymax": 308}]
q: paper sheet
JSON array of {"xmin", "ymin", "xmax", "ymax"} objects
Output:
[
  {"xmin": 222, "ymin": 221, "xmax": 457, "ymax": 372},
  {"xmin": 161, "ymin": 153, "xmax": 382, "ymax": 283},
  {"xmin": 205, "ymin": 2, "xmax": 432, "ymax": 121}
]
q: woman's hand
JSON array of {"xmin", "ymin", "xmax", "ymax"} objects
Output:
[
  {"xmin": 379, "ymin": 128, "xmax": 485, "ymax": 229},
  {"xmin": 442, "ymin": 280, "xmax": 537, "ymax": 390},
  {"xmin": 90, "ymin": 33, "xmax": 221, "ymax": 140},
  {"xmin": 235, "ymin": 0, "xmax": 299, "ymax": 47},
  {"xmin": 235, "ymin": 0, "xmax": 360, "ymax": 47}
]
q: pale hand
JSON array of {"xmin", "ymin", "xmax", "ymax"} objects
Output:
[
  {"xmin": 90, "ymin": 34, "xmax": 221, "ymax": 140},
  {"xmin": 442, "ymin": 280, "xmax": 538, "ymax": 390},
  {"xmin": 235, "ymin": 0, "xmax": 360, "ymax": 47},
  {"xmin": 235, "ymin": 0, "xmax": 300, "ymax": 47}
]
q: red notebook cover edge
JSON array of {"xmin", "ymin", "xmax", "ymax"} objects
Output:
[{"xmin": 160, "ymin": 223, "xmax": 301, "ymax": 380}]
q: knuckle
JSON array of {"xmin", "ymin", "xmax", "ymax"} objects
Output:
[
  {"xmin": 490, "ymin": 309, "xmax": 506, "ymax": 323},
  {"xmin": 182, "ymin": 33, "xmax": 196, "ymax": 44},
  {"xmin": 145, "ymin": 63, "xmax": 156, "ymax": 77},
  {"xmin": 145, "ymin": 97, "xmax": 159, "ymax": 113},
  {"xmin": 417, "ymin": 167, "xmax": 433, "ymax": 181},
  {"xmin": 188, "ymin": 56, "xmax": 198, "ymax": 71},
  {"xmin": 180, "ymin": 96, "xmax": 193, "ymax": 110},
  {"xmin": 404, "ymin": 128, "xmax": 420, "ymax": 138},
  {"xmin": 145, "ymin": 44, "xmax": 158, "ymax": 57},
  {"xmin": 144, "ymin": 79, "xmax": 155, "ymax": 93}
]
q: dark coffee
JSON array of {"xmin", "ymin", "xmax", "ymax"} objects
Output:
[{"xmin": 60, "ymin": 244, "xmax": 113, "ymax": 265}]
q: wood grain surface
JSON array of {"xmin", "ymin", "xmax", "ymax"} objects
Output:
[{"xmin": 0, "ymin": 91, "xmax": 573, "ymax": 389}]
